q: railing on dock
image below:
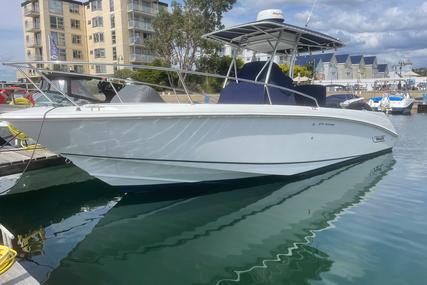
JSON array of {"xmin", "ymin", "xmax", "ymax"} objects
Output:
[{"xmin": 0, "ymin": 224, "xmax": 15, "ymax": 248}]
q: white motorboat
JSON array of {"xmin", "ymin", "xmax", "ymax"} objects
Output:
[
  {"xmin": 368, "ymin": 79, "xmax": 415, "ymax": 114},
  {"xmin": 1, "ymin": 9, "xmax": 398, "ymax": 186},
  {"xmin": 369, "ymin": 93, "xmax": 415, "ymax": 115}
]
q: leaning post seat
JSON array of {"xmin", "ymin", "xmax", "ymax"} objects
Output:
[
  {"xmin": 218, "ymin": 61, "xmax": 296, "ymax": 105},
  {"xmin": 293, "ymin": 84, "xmax": 327, "ymax": 107}
]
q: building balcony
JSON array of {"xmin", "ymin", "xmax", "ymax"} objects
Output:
[
  {"xmin": 127, "ymin": 2, "xmax": 158, "ymax": 16},
  {"xmin": 25, "ymin": 22, "xmax": 41, "ymax": 32},
  {"xmin": 27, "ymin": 55, "xmax": 43, "ymax": 61},
  {"xmin": 24, "ymin": 6, "xmax": 40, "ymax": 17},
  {"xmin": 128, "ymin": 20, "xmax": 154, "ymax": 32},
  {"xmin": 129, "ymin": 54, "xmax": 155, "ymax": 63},
  {"xmin": 26, "ymin": 39, "xmax": 42, "ymax": 48},
  {"xmin": 129, "ymin": 37, "xmax": 144, "ymax": 45}
]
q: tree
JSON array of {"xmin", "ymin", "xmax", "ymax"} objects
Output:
[
  {"xmin": 133, "ymin": 59, "xmax": 171, "ymax": 88},
  {"xmin": 113, "ymin": 60, "xmax": 173, "ymax": 90},
  {"xmin": 279, "ymin": 64, "xmax": 313, "ymax": 78},
  {"xmin": 146, "ymin": 0, "xmax": 236, "ymax": 76},
  {"xmin": 414, "ymin": 68, "xmax": 427, "ymax": 76},
  {"xmin": 194, "ymin": 54, "xmax": 244, "ymax": 92},
  {"xmin": 114, "ymin": 68, "xmax": 136, "ymax": 79}
]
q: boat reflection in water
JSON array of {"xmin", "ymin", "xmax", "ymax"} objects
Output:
[
  {"xmin": 38, "ymin": 153, "xmax": 395, "ymax": 285},
  {"xmin": 0, "ymin": 179, "xmax": 121, "ymax": 282},
  {"xmin": 0, "ymin": 164, "xmax": 94, "ymax": 196}
]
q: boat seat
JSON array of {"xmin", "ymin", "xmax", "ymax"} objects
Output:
[{"xmin": 218, "ymin": 61, "xmax": 296, "ymax": 105}]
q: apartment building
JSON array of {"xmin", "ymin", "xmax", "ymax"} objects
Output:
[{"xmin": 21, "ymin": 0, "xmax": 167, "ymax": 76}]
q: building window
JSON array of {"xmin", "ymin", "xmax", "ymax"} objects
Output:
[
  {"xmin": 59, "ymin": 49, "xmax": 66, "ymax": 60},
  {"xmin": 48, "ymin": 0, "xmax": 63, "ymax": 14},
  {"xmin": 93, "ymin": 32, "xmax": 104, "ymax": 43},
  {"xmin": 92, "ymin": 17, "xmax": 103, "ymax": 27},
  {"xmin": 110, "ymin": 14, "xmax": 115, "ymax": 28},
  {"xmin": 72, "ymin": 34, "xmax": 81, "ymax": 44},
  {"xmin": 88, "ymin": 20, "xmax": 91, "ymax": 25},
  {"xmin": 112, "ymin": 47, "xmax": 117, "ymax": 60},
  {"xmin": 50, "ymin": 31, "xmax": 65, "ymax": 46},
  {"xmin": 94, "ymin": 48, "xmax": 105, "ymax": 58},
  {"xmin": 111, "ymin": 31, "xmax": 116, "ymax": 44},
  {"xmin": 50, "ymin": 16, "xmax": 64, "ymax": 30},
  {"xmin": 91, "ymin": 0, "xmax": 102, "ymax": 11},
  {"xmin": 69, "ymin": 3, "xmax": 79, "ymax": 13},
  {"xmin": 109, "ymin": 0, "xmax": 114, "ymax": 11},
  {"xmin": 96, "ymin": 65, "xmax": 107, "ymax": 73},
  {"xmin": 74, "ymin": 65, "xmax": 84, "ymax": 73},
  {"xmin": 71, "ymin": 19, "xmax": 80, "ymax": 29},
  {"xmin": 73, "ymin": 50, "xmax": 82, "ymax": 59}
]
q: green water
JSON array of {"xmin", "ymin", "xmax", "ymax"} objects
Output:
[{"xmin": 0, "ymin": 114, "xmax": 426, "ymax": 285}]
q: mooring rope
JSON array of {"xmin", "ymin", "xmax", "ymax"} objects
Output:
[{"xmin": 11, "ymin": 106, "xmax": 58, "ymax": 189}]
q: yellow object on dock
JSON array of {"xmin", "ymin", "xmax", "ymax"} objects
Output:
[
  {"xmin": 6, "ymin": 123, "xmax": 44, "ymax": 150},
  {"xmin": 7, "ymin": 123, "xmax": 28, "ymax": 142},
  {"xmin": 0, "ymin": 245, "xmax": 17, "ymax": 275}
]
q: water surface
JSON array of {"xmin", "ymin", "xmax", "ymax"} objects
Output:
[{"xmin": 0, "ymin": 114, "xmax": 426, "ymax": 285}]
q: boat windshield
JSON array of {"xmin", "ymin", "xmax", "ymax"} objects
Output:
[{"xmin": 35, "ymin": 77, "xmax": 109, "ymax": 105}]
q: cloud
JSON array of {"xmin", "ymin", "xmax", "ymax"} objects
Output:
[{"xmin": 221, "ymin": 0, "xmax": 427, "ymax": 67}]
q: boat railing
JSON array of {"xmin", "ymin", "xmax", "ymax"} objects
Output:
[{"xmin": 2, "ymin": 61, "xmax": 320, "ymax": 107}]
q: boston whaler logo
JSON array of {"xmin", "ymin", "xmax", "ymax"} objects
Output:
[{"xmin": 372, "ymin": 135, "xmax": 385, "ymax": 143}]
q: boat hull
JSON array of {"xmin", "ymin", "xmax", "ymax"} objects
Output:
[
  {"xmin": 389, "ymin": 101, "xmax": 414, "ymax": 115},
  {"xmin": 1, "ymin": 104, "xmax": 398, "ymax": 186}
]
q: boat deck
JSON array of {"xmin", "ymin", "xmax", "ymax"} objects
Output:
[{"xmin": 0, "ymin": 147, "xmax": 64, "ymax": 176}]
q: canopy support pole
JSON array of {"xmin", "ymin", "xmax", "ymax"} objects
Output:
[
  {"xmin": 176, "ymin": 71, "xmax": 193, "ymax": 104},
  {"xmin": 108, "ymin": 81, "xmax": 124, "ymax": 103},
  {"xmin": 223, "ymin": 46, "xmax": 240, "ymax": 88},
  {"xmin": 289, "ymin": 34, "xmax": 302, "ymax": 79},
  {"xmin": 264, "ymin": 31, "xmax": 283, "ymax": 105}
]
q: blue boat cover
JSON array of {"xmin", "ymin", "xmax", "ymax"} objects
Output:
[
  {"xmin": 219, "ymin": 61, "xmax": 296, "ymax": 105},
  {"xmin": 371, "ymin": 95, "xmax": 403, "ymax": 103},
  {"xmin": 294, "ymin": 85, "xmax": 326, "ymax": 106},
  {"xmin": 389, "ymin": 96, "xmax": 404, "ymax": 101},
  {"xmin": 219, "ymin": 61, "xmax": 327, "ymax": 106}
]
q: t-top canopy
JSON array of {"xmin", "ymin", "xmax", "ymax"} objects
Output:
[{"xmin": 203, "ymin": 20, "xmax": 344, "ymax": 54}]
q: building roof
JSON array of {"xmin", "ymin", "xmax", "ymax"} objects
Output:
[
  {"xmin": 295, "ymin": 55, "xmax": 319, "ymax": 66},
  {"xmin": 350, "ymin": 55, "xmax": 363, "ymax": 64},
  {"xmin": 335, "ymin": 54, "xmax": 349, "ymax": 63},
  {"xmin": 377, "ymin": 64, "xmax": 388, "ymax": 72},
  {"xmin": 295, "ymin": 53, "xmax": 334, "ymax": 66},
  {"xmin": 364, "ymin": 56, "xmax": 377, "ymax": 65}
]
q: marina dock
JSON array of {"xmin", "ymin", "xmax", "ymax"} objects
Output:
[
  {"xmin": 1, "ymin": 261, "xmax": 40, "ymax": 285},
  {"xmin": 0, "ymin": 148, "xmax": 64, "ymax": 177},
  {"xmin": 1, "ymin": 225, "xmax": 39, "ymax": 284}
]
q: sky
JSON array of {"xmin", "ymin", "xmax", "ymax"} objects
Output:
[{"xmin": 1, "ymin": 0, "xmax": 426, "ymax": 81}]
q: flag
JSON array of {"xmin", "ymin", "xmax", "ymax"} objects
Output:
[{"xmin": 49, "ymin": 35, "xmax": 59, "ymax": 60}]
